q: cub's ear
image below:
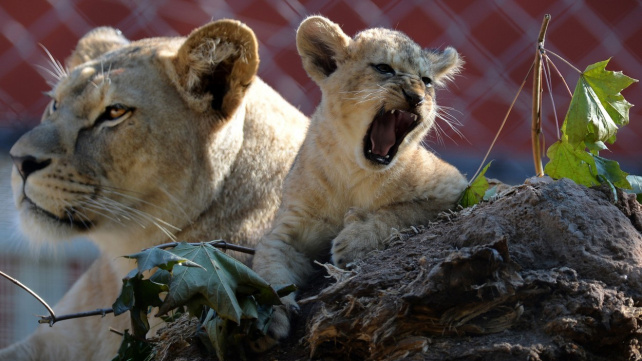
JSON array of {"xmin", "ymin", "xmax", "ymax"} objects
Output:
[
  {"xmin": 171, "ymin": 19, "xmax": 259, "ymax": 116},
  {"xmin": 296, "ymin": 16, "xmax": 351, "ymax": 83},
  {"xmin": 427, "ymin": 47, "xmax": 464, "ymax": 87},
  {"xmin": 66, "ymin": 27, "xmax": 129, "ymax": 69}
]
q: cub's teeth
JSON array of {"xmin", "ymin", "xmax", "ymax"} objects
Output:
[
  {"xmin": 411, "ymin": 114, "xmax": 418, "ymax": 121},
  {"xmin": 385, "ymin": 155, "xmax": 390, "ymax": 159},
  {"xmin": 391, "ymin": 109, "xmax": 396, "ymax": 114},
  {"xmin": 368, "ymin": 150, "xmax": 372, "ymax": 153}
]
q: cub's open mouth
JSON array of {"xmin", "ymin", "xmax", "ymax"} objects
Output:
[{"xmin": 364, "ymin": 109, "xmax": 420, "ymax": 165}]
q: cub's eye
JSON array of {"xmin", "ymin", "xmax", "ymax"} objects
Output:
[
  {"xmin": 49, "ymin": 100, "xmax": 58, "ymax": 113},
  {"xmin": 373, "ymin": 64, "xmax": 395, "ymax": 75},
  {"xmin": 421, "ymin": 77, "xmax": 433, "ymax": 87},
  {"xmin": 96, "ymin": 104, "xmax": 133, "ymax": 126}
]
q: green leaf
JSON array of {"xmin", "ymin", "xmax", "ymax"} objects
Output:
[
  {"xmin": 583, "ymin": 59, "xmax": 637, "ymax": 127},
  {"xmin": 124, "ymin": 247, "xmax": 202, "ymax": 273},
  {"xmin": 239, "ymin": 296, "xmax": 259, "ymax": 320},
  {"xmin": 545, "ymin": 140, "xmax": 631, "ymax": 190},
  {"xmin": 459, "ymin": 161, "xmax": 492, "ymax": 208},
  {"xmin": 202, "ymin": 309, "xmax": 228, "ymax": 361},
  {"xmin": 592, "ymin": 155, "xmax": 630, "ymax": 189},
  {"xmin": 112, "ymin": 329, "xmax": 153, "ymax": 361},
  {"xmin": 113, "ymin": 270, "xmax": 167, "ymax": 337},
  {"xmin": 253, "ymin": 303, "xmax": 274, "ymax": 336},
  {"xmin": 562, "ymin": 77, "xmax": 616, "ymax": 147},
  {"xmin": 545, "ymin": 140, "xmax": 598, "ymax": 187},
  {"xmin": 482, "ymin": 185, "xmax": 498, "ymax": 201},
  {"xmin": 113, "ymin": 270, "xmax": 138, "ymax": 316},
  {"xmin": 158, "ymin": 243, "xmax": 283, "ymax": 323},
  {"xmin": 626, "ymin": 175, "xmax": 642, "ymax": 203},
  {"xmin": 562, "ymin": 59, "xmax": 637, "ymax": 149},
  {"xmin": 273, "ymin": 284, "xmax": 297, "ymax": 298}
]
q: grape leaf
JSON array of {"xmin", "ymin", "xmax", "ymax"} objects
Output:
[
  {"xmin": 459, "ymin": 161, "xmax": 492, "ymax": 208},
  {"xmin": 158, "ymin": 243, "xmax": 283, "ymax": 323}
]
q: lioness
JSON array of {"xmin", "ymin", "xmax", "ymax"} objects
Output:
[
  {"xmin": 251, "ymin": 16, "xmax": 467, "ymax": 349},
  {"xmin": 1, "ymin": 20, "xmax": 308, "ymax": 361}
]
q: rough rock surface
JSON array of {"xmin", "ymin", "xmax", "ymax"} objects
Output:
[{"xmin": 162, "ymin": 179, "xmax": 642, "ymax": 361}]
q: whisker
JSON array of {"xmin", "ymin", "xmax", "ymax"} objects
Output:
[
  {"xmin": 94, "ymin": 195, "xmax": 180, "ymax": 241},
  {"xmin": 78, "ymin": 197, "xmax": 142, "ymax": 226},
  {"xmin": 38, "ymin": 44, "xmax": 68, "ymax": 80}
]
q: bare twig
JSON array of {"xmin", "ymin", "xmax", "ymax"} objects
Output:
[
  {"xmin": 544, "ymin": 53, "xmax": 573, "ymax": 97},
  {"xmin": 151, "ymin": 240, "xmax": 255, "ymax": 255},
  {"xmin": 109, "ymin": 328, "xmax": 125, "ymax": 337},
  {"xmin": 39, "ymin": 308, "xmax": 114, "ymax": 325},
  {"xmin": 532, "ymin": 14, "xmax": 551, "ymax": 177},
  {"xmin": 545, "ymin": 48, "xmax": 582, "ymax": 74},
  {"xmin": 0, "ymin": 270, "xmax": 56, "ymax": 324},
  {"xmin": 469, "ymin": 62, "xmax": 535, "ymax": 184}
]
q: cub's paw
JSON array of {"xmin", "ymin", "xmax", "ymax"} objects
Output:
[
  {"xmin": 331, "ymin": 219, "xmax": 382, "ymax": 269},
  {"xmin": 249, "ymin": 299, "xmax": 299, "ymax": 353}
]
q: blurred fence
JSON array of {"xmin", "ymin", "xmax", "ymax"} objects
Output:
[{"xmin": 0, "ymin": 0, "xmax": 641, "ymax": 347}]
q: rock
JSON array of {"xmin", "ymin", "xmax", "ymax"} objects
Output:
[{"xmin": 161, "ymin": 179, "xmax": 642, "ymax": 360}]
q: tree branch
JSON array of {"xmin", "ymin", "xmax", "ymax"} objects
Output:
[
  {"xmin": 151, "ymin": 239, "xmax": 255, "ymax": 255},
  {"xmin": 0, "ymin": 269, "xmax": 56, "ymax": 325},
  {"xmin": 39, "ymin": 308, "xmax": 114, "ymax": 325},
  {"xmin": 532, "ymin": 14, "xmax": 551, "ymax": 177}
]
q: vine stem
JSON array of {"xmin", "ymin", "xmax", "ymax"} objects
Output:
[{"xmin": 532, "ymin": 14, "xmax": 551, "ymax": 177}]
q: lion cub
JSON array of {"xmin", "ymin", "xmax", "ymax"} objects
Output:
[{"xmin": 251, "ymin": 16, "xmax": 468, "ymax": 348}]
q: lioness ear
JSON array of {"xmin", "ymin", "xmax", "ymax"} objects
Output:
[
  {"xmin": 428, "ymin": 47, "xmax": 464, "ymax": 86},
  {"xmin": 172, "ymin": 19, "xmax": 259, "ymax": 116},
  {"xmin": 66, "ymin": 27, "xmax": 129, "ymax": 69},
  {"xmin": 296, "ymin": 16, "xmax": 351, "ymax": 83}
]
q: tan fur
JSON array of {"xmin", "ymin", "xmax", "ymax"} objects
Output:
[
  {"xmin": 251, "ymin": 16, "xmax": 467, "ymax": 350},
  {"xmin": 1, "ymin": 20, "xmax": 308, "ymax": 361}
]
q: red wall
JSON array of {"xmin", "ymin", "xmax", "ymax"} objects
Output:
[{"xmin": 1, "ymin": 0, "xmax": 640, "ymax": 180}]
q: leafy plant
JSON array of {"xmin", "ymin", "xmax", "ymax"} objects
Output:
[
  {"xmin": 460, "ymin": 56, "xmax": 640, "ymax": 206},
  {"xmin": 545, "ymin": 59, "xmax": 638, "ymax": 192},
  {"xmin": 460, "ymin": 161, "xmax": 494, "ymax": 207},
  {"xmin": 113, "ymin": 242, "xmax": 295, "ymax": 360}
]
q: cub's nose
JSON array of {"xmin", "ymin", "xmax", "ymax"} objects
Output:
[
  {"xmin": 402, "ymin": 88, "xmax": 425, "ymax": 108},
  {"xmin": 10, "ymin": 155, "xmax": 51, "ymax": 180}
]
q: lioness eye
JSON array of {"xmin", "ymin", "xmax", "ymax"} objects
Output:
[
  {"xmin": 422, "ymin": 77, "xmax": 433, "ymax": 87},
  {"xmin": 373, "ymin": 64, "xmax": 395, "ymax": 75},
  {"xmin": 50, "ymin": 100, "xmax": 58, "ymax": 112},
  {"xmin": 96, "ymin": 104, "xmax": 132, "ymax": 124}
]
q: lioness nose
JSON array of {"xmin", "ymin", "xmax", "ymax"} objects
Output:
[
  {"xmin": 402, "ymin": 88, "xmax": 424, "ymax": 108},
  {"xmin": 11, "ymin": 155, "xmax": 51, "ymax": 180}
]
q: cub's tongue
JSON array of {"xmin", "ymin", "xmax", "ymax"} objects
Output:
[
  {"xmin": 369, "ymin": 110, "xmax": 416, "ymax": 156},
  {"xmin": 370, "ymin": 111, "xmax": 396, "ymax": 156}
]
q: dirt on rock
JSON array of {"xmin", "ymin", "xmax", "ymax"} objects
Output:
[{"xmin": 162, "ymin": 179, "xmax": 642, "ymax": 361}]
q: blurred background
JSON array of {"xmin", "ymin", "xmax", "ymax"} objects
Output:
[{"xmin": 0, "ymin": 0, "xmax": 640, "ymax": 347}]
